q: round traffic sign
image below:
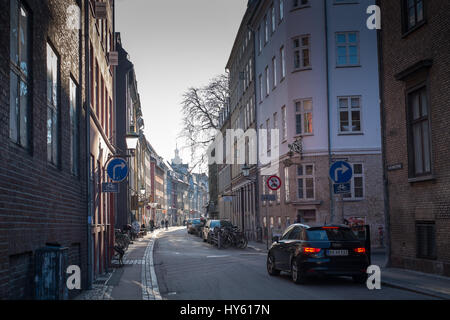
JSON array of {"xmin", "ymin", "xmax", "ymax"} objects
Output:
[
  {"xmin": 329, "ymin": 161, "xmax": 353, "ymax": 184},
  {"xmin": 267, "ymin": 175, "xmax": 282, "ymax": 191},
  {"xmin": 107, "ymin": 158, "xmax": 129, "ymax": 182}
]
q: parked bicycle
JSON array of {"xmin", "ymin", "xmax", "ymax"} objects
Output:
[{"xmin": 218, "ymin": 226, "xmax": 248, "ymax": 249}]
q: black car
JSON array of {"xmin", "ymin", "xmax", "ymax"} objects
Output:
[
  {"xmin": 202, "ymin": 219, "xmax": 233, "ymax": 243},
  {"xmin": 188, "ymin": 218, "xmax": 202, "ymax": 235},
  {"xmin": 267, "ymin": 224, "xmax": 369, "ymax": 284}
]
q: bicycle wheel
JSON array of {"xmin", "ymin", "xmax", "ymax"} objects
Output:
[{"xmin": 238, "ymin": 235, "xmax": 248, "ymax": 249}]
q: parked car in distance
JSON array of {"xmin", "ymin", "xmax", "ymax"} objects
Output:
[
  {"xmin": 202, "ymin": 219, "xmax": 233, "ymax": 243},
  {"xmin": 267, "ymin": 224, "xmax": 370, "ymax": 285},
  {"xmin": 188, "ymin": 218, "xmax": 202, "ymax": 235},
  {"xmin": 186, "ymin": 219, "xmax": 193, "ymax": 230}
]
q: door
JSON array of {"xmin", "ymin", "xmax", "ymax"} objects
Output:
[{"xmin": 280, "ymin": 226, "xmax": 302, "ymax": 270}]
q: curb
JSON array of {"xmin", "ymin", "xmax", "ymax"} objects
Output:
[{"xmin": 380, "ymin": 279, "xmax": 449, "ymax": 300}]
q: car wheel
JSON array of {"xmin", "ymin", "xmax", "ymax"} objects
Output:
[
  {"xmin": 352, "ymin": 273, "xmax": 368, "ymax": 284},
  {"xmin": 291, "ymin": 259, "xmax": 306, "ymax": 284},
  {"xmin": 267, "ymin": 254, "xmax": 280, "ymax": 276}
]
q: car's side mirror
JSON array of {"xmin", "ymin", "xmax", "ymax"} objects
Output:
[{"xmin": 272, "ymin": 236, "xmax": 280, "ymax": 243}]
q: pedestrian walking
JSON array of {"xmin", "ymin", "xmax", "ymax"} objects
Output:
[{"xmin": 165, "ymin": 219, "xmax": 169, "ymax": 230}]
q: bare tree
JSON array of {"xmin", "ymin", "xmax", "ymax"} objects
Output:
[{"xmin": 179, "ymin": 74, "xmax": 229, "ymax": 173}]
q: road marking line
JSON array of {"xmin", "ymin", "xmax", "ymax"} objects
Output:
[{"xmin": 206, "ymin": 255, "xmax": 230, "ymax": 258}]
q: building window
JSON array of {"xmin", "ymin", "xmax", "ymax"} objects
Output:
[
  {"xmin": 266, "ymin": 119, "xmax": 271, "ymax": 153},
  {"xmin": 9, "ymin": 0, "xmax": 30, "ymax": 148},
  {"xmin": 258, "ymin": 27, "xmax": 262, "ymax": 53},
  {"xmin": 264, "ymin": 15, "xmax": 269, "ymax": 44},
  {"xmin": 293, "ymin": 0, "xmax": 309, "ymax": 9},
  {"xmin": 249, "ymin": 57, "xmax": 253, "ymax": 82},
  {"xmin": 259, "ymin": 74, "xmax": 263, "ymax": 102},
  {"xmin": 297, "ymin": 164, "xmax": 314, "ymax": 200},
  {"xmin": 293, "ymin": 35, "xmax": 310, "ymax": 70},
  {"xmin": 297, "ymin": 210, "xmax": 316, "ymax": 223},
  {"xmin": 265, "ymin": 66, "xmax": 270, "ymax": 96},
  {"xmin": 336, "ymin": 32, "xmax": 359, "ymax": 66},
  {"xmin": 272, "ymin": 56, "xmax": 277, "ymax": 88},
  {"xmin": 70, "ymin": 78, "xmax": 79, "ymax": 176},
  {"xmin": 284, "ymin": 166, "xmax": 290, "ymax": 202},
  {"xmin": 416, "ymin": 221, "xmax": 436, "ymax": 259},
  {"xmin": 281, "ymin": 106, "xmax": 287, "ymax": 141},
  {"xmin": 279, "ymin": 0, "xmax": 284, "ymax": 21},
  {"xmin": 343, "ymin": 163, "xmax": 364, "ymax": 199},
  {"xmin": 403, "ymin": 0, "xmax": 424, "ymax": 32},
  {"xmin": 280, "ymin": 46, "xmax": 286, "ymax": 79},
  {"xmin": 295, "ymin": 99, "xmax": 313, "ymax": 135},
  {"xmin": 47, "ymin": 43, "xmax": 59, "ymax": 165},
  {"xmin": 407, "ymin": 86, "xmax": 431, "ymax": 177},
  {"xmin": 271, "ymin": 5, "xmax": 276, "ymax": 33},
  {"xmin": 338, "ymin": 96, "xmax": 362, "ymax": 133}
]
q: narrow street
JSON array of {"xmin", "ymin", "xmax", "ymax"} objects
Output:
[{"xmin": 152, "ymin": 229, "xmax": 433, "ymax": 300}]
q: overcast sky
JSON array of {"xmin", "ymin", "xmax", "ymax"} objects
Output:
[{"xmin": 116, "ymin": 0, "xmax": 248, "ymax": 166}]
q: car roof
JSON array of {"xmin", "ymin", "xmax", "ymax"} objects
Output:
[{"xmin": 290, "ymin": 223, "xmax": 351, "ymax": 229}]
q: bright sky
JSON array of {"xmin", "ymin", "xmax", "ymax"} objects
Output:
[{"xmin": 116, "ymin": 0, "xmax": 248, "ymax": 166}]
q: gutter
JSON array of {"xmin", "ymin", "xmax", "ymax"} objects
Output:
[
  {"xmin": 324, "ymin": 0, "xmax": 334, "ymax": 223},
  {"xmin": 84, "ymin": 0, "xmax": 93, "ymax": 289},
  {"xmin": 376, "ymin": 0, "xmax": 391, "ymax": 267}
]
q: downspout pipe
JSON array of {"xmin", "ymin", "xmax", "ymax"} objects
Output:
[
  {"xmin": 376, "ymin": 0, "xmax": 391, "ymax": 267},
  {"xmin": 84, "ymin": 0, "xmax": 93, "ymax": 289},
  {"xmin": 247, "ymin": 2, "xmax": 261, "ymax": 243},
  {"xmin": 324, "ymin": 0, "xmax": 334, "ymax": 223}
]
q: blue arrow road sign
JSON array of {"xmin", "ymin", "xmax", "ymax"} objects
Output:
[
  {"xmin": 329, "ymin": 161, "xmax": 353, "ymax": 184},
  {"xmin": 107, "ymin": 158, "xmax": 128, "ymax": 182}
]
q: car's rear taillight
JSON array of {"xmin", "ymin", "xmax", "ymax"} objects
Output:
[
  {"xmin": 322, "ymin": 226, "xmax": 339, "ymax": 229},
  {"xmin": 354, "ymin": 248, "xmax": 366, "ymax": 254},
  {"xmin": 303, "ymin": 247, "xmax": 321, "ymax": 254}
]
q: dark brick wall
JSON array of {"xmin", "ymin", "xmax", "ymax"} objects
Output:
[
  {"xmin": 0, "ymin": 0, "xmax": 88, "ymax": 299},
  {"xmin": 380, "ymin": 0, "xmax": 450, "ymax": 275}
]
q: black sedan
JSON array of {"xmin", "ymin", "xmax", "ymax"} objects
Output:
[{"xmin": 267, "ymin": 224, "xmax": 369, "ymax": 284}]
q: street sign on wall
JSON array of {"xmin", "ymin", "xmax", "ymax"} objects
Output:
[
  {"xmin": 106, "ymin": 158, "xmax": 128, "ymax": 182},
  {"xmin": 261, "ymin": 194, "xmax": 276, "ymax": 201},
  {"xmin": 333, "ymin": 183, "xmax": 351, "ymax": 194}
]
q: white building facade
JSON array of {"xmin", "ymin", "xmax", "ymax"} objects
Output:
[{"xmin": 250, "ymin": 0, "xmax": 385, "ymax": 246}]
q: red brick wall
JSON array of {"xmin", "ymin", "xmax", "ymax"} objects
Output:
[
  {"xmin": 0, "ymin": 0, "xmax": 88, "ymax": 298},
  {"xmin": 380, "ymin": 0, "xmax": 450, "ymax": 275}
]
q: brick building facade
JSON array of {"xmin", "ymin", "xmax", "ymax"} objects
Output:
[
  {"xmin": 0, "ymin": 0, "xmax": 88, "ymax": 299},
  {"xmin": 379, "ymin": 0, "xmax": 450, "ymax": 275}
]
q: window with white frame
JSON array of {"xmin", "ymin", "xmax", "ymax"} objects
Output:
[
  {"xmin": 284, "ymin": 166, "xmax": 290, "ymax": 202},
  {"xmin": 295, "ymin": 99, "xmax": 313, "ymax": 135},
  {"xmin": 343, "ymin": 163, "xmax": 364, "ymax": 199},
  {"xmin": 293, "ymin": 0, "xmax": 309, "ymax": 9},
  {"xmin": 264, "ymin": 15, "xmax": 269, "ymax": 44},
  {"xmin": 279, "ymin": 0, "xmax": 284, "ymax": 21},
  {"xmin": 259, "ymin": 74, "xmax": 263, "ymax": 102},
  {"xmin": 271, "ymin": 5, "xmax": 276, "ymax": 33},
  {"xmin": 293, "ymin": 35, "xmax": 311, "ymax": 70},
  {"xmin": 297, "ymin": 164, "xmax": 314, "ymax": 200},
  {"xmin": 266, "ymin": 118, "xmax": 271, "ymax": 153},
  {"xmin": 281, "ymin": 106, "xmax": 287, "ymax": 141},
  {"xmin": 272, "ymin": 56, "xmax": 277, "ymax": 88},
  {"xmin": 250, "ymin": 98, "xmax": 254, "ymax": 124},
  {"xmin": 336, "ymin": 32, "xmax": 359, "ymax": 66},
  {"xmin": 258, "ymin": 27, "xmax": 262, "ymax": 53},
  {"xmin": 338, "ymin": 96, "xmax": 362, "ymax": 133},
  {"xmin": 280, "ymin": 46, "xmax": 286, "ymax": 79},
  {"xmin": 273, "ymin": 112, "xmax": 278, "ymax": 133},
  {"xmin": 249, "ymin": 57, "xmax": 253, "ymax": 82},
  {"xmin": 265, "ymin": 66, "xmax": 270, "ymax": 96}
]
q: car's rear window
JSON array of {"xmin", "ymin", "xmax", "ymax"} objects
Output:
[
  {"xmin": 192, "ymin": 219, "xmax": 201, "ymax": 224},
  {"xmin": 306, "ymin": 228, "xmax": 358, "ymax": 241}
]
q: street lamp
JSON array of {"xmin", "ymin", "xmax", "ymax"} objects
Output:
[
  {"xmin": 242, "ymin": 164, "xmax": 251, "ymax": 178},
  {"xmin": 126, "ymin": 133, "xmax": 140, "ymax": 150}
]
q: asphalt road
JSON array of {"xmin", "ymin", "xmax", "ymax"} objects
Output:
[{"xmin": 153, "ymin": 228, "xmax": 434, "ymax": 300}]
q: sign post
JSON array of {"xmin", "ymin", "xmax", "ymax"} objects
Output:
[
  {"xmin": 329, "ymin": 161, "xmax": 353, "ymax": 223},
  {"xmin": 106, "ymin": 158, "xmax": 129, "ymax": 183}
]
